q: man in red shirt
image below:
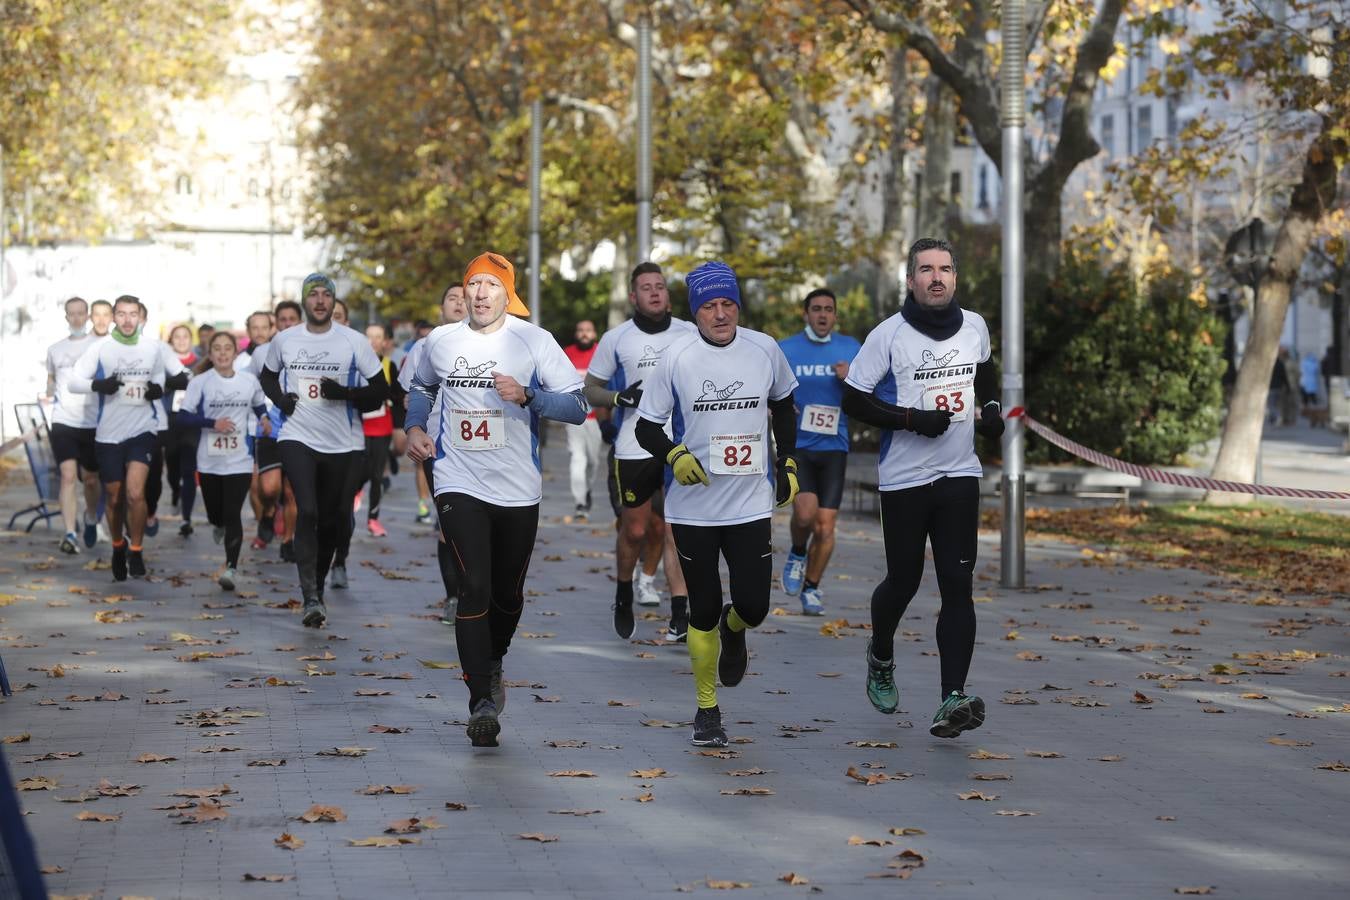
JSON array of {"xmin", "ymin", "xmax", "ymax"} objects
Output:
[{"xmin": 563, "ymin": 320, "xmax": 603, "ymax": 518}]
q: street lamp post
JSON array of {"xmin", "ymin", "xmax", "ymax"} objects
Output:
[
  {"xmin": 528, "ymin": 99, "xmax": 542, "ymax": 326},
  {"xmin": 1000, "ymin": 0, "xmax": 1027, "ymax": 589}
]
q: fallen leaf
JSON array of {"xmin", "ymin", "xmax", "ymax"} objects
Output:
[
  {"xmin": 297, "ymin": 804, "xmax": 346, "ymax": 823},
  {"xmin": 242, "ymin": 874, "xmax": 294, "ymax": 882},
  {"xmin": 358, "ymin": 784, "xmax": 418, "ymax": 795},
  {"xmin": 847, "ymin": 835, "xmax": 895, "ymax": 846},
  {"xmin": 1015, "ymin": 651, "xmax": 1043, "ymax": 661},
  {"xmin": 847, "ymin": 740, "xmax": 897, "ymax": 749},
  {"xmin": 958, "ymin": 791, "xmax": 999, "ymax": 801},
  {"xmin": 517, "ymin": 833, "xmax": 559, "ymax": 843},
  {"xmin": 18, "ymin": 777, "xmax": 58, "ymax": 791},
  {"xmin": 39, "ymin": 865, "xmax": 65, "ymax": 874},
  {"xmin": 995, "ymin": 809, "xmax": 1038, "ymax": 816},
  {"xmin": 1241, "ymin": 693, "xmax": 1269, "ymax": 700},
  {"xmin": 1267, "ymin": 737, "xmax": 1313, "ymax": 747},
  {"xmin": 547, "ymin": 770, "xmax": 596, "ymax": 778},
  {"xmin": 316, "ymin": 747, "xmax": 371, "ymax": 757},
  {"xmin": 175, "ymin": 800, "xmax": 230, "ymax": 824},
  {"xmin": 444, "ymin": 802, "xmax": 469, "ymax": 810},
  {"xmin": 706, "ymin": 879, "xmax": 751, "ymax": 889},
  {"xmin": 135, "ymin": 753, "xmax": 177, "ymax": 764},
  {"xmin": 631, "ymin": 792, "xmax": 655, "ymax": 803},
  {"xmin": 248, "ymin": 759, "xmax": 287, "ymax": 767},
  {"xmin": 386, "ymin": 816, "xmax": 443, "ymax": 833},
  {"xmin": 606, "ymin": 699, "xmax": 636, "ymax": 707},
  {"xmin": 779, "ymin": 872, "xmax": 809, "ymax": 885},
  {"xmin": 532, "ymin": 694, "xmax": 561, "ymax": 703},
  {"xmin": 971, "ymin": 773, "xmax": 1012, "ymax": 781},
  {"xmin": 545, "ymin": 740, "xmax": 588, "ymax": 749},
  {"xmin": 1025, "ymin": 750, "xmax": 1064, "ymax": 758},
  {"xmin": 171, "ymin": 784, "xmax": 231, "ymax": 799},
  {"xmin": 75, "ymin": 811, "xmax": 120, "ymax": 822},
  {"xmin": 417, "ymin": 659, "xmax": 459, "ymax": 670},
  {"xmin": 695, "ymin": 749, "xmax": 740, "ymax": 759},
  {"xmin": 1174, "ymin": 888, "xmax": 1214, "ymax": 896},
  {"xmin": 367, "ymin": 724, "xmax": 409, "ymax": 734},
  {"xmin": 1096, "ymin": 755, "xmax": 1124, "ymax": 762},
  {"xmin": 725, "ymin": 768, "xmax": 770, "ymax": 777},
  {"xmin": 3, "ymin": 733, "xmax": 31, "ymax": 744},
  {"xmin": 629, "ymin": 768, "xmax": 669, "ymax": 778},
  {"xmin": 348, "ymin": 836, "xmax": 420, "ymax": 847},
  {"xmin": 969, "ymin": 749, "xmax": 1012, "ymax": 760},
  {"xmin": 549, "ymin": 809, "xmax": 604, "ymax": 817},
  {"xmin": 720, "ymin": 787, "xmax": 774, "ymax": 796},
  {"xmin": 1315, "ymin": 761, "xmax": 1350, "ymax": 772},
  {"xmin": 354, "ymin": 689, "xmax": 392, "ymax": 697},
  {"xmin": 889, "ymin": 827, "xmax": 925, "ymax": 836}
]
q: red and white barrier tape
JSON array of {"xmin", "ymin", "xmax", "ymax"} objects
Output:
[{"xmin": 1005, "ymin": 407, "xmax": 1350, "ymax": 501}]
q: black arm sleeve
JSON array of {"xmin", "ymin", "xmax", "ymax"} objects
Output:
[
  {"xmin": 768, "ymin": 393, "xmax": 797, "ymax": 461},
  {"xmin": 164, "ymin": 371, "xmax": 190, "ymax": 392},
  {"xmin": 635, "ymin": 416, "xmax": 678, "ymax": 462},
  {"xmin": 258, "ymin": 366, "xmax": 287, "ymax": 408},
  {"xmin": 975, "ymin": 360, "xmax": 998, "ymax": 407},
  {"xmin": 841, "ymin": 383, "xmax": 911, "ymax": 431},
  {"xmin": 349, "ymin": 370, "xmax": 390, "ymax": 414}
]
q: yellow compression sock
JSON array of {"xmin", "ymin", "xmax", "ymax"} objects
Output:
[
  {"xmin": 727, "ymin": 607, "xmax": 749, "ymax": 633},
  {"xmin": 687, "ymin": 625, "xmax": 720, "ymax": 709}
]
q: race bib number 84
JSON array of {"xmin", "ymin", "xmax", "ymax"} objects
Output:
[
  {"xmin": 450, "ymin": 408, "xmax": 506, "ymax": 451},
  {"xmin": 709, "ymin": 433, "xmax": 765, "ymax": 476}
]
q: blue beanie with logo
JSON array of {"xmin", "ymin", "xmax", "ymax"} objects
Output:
[{"xmin": 686, "ymin": 261, "xmax": 741, "ymax": 316}]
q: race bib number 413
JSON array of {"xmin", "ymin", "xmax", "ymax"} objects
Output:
[
  {"xmin": 708, "ymin": 433, "xmax": 765, "ymax": 476},
  {"xmin": 450, "ymin": 408, "xmax": 506, "ymax": 451},
  {"xmin": 206, "ymin": 433, "xmax": 242, "ymax": 457}
]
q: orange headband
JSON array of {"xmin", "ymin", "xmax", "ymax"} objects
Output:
[{"xmin": 463, "ymin": 252, "xmax": 529, "ymax": 317}]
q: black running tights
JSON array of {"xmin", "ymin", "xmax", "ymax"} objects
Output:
[
  {"xmin": 199, "ymin": 472, "xmax": 251, "ymax": 568},
  {"xmin": 363, "ymin": 435, "xmax": 391, "ymax": 521},
  {"xmin": 424, "ymin": 459, "xmax": 461, "ymax": 601},
  {"xmin": 870, "ymin": 475, "xmax": 979, "ymax": 697},
  {"xmin": 279, "ymin": 443, "xmax": 363, "ymax": 601},
  {"xmin": 671, "ymin": 518, "xmax": 773, "ymax": 633},
  {"xmin": 435, "ymin": 492, "xmax": 538, "ymax": 709}
]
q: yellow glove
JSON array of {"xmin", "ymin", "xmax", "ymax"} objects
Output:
[
  {"xmin": 775, "ymin": 456, "xmax": 799, "ymax": 508},
  {"xmin": 666, "ymin": 443, "xmax": 710, "ymax": 486}
]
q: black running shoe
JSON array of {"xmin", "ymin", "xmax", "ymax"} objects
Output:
[
  {"xmin": 128, "ymin": 550, "xmax": 147, "ymax": 579},
  {"xmin": 466, "ymin": 698, "xmax": 500, "ymax": 747},
  {"xmin": 279, "ymin": 540, "xmax": 295, "ymax": 563},
  {"xmin": 691, "ymin": 705, "xmax": 728, "ymax": 747},
  {"xmin": 489, "ymin": 659, "xmax": 506, "ymax": 713},
  {"xmin": 665, "ymin": 601, "xmax": 689, "ymax": 644},
  {"xmin": 258, "ymin": 515, "xmax": 275, "ymax": 543},
  {"xmin": 302, "ymin": 597, "xmax": 327, "ymax": 628},
  {"xmin": 930, "ymin": 691, "xmax": 986, "ymax": 738},
  {"xmin": 717, "ymin": 604, "xmax": 747, "ymax": 687},
  {"xmin": 178, "ymin": 521, "xmax": 193, "ymax": 537},
  {"xmin": 111, "ymin": 545, "xmax": 128, "ymax": 582},
  {"xmin": 612, "ymin": 599, "xmax": 635, "ymax": 640}
]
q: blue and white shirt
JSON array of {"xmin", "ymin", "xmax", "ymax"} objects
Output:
[{"xmin": 777, "ymin": 329, "xmax": 862, "ymax": 453}]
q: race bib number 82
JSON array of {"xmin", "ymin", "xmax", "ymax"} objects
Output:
[{"xmin": 709, "ymin": 433, "xmax": 765, "ymax": 476}]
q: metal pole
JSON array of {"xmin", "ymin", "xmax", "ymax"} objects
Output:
[
  {"xmin": 635, "ymin": 15, "xmax": 653, "ymax": 262},
  {"xmin": 528, "ymin": 98, "xmax": 542, "ymax": 326},
  {"xmin": 0, "ymin": 145, "xmax": 8, "ymax": 441},
  {"xmin": 1000, "ymin": 0, "xmax": 1026, "ymax": 589}
]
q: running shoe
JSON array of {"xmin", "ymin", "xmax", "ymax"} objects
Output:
[
  {"xmin": 111, "ymin": 544, "xmax": 128, "ymax": 582},
  {"xmin": 781, "ymin": 550, "xmax": 806, "ymax": 595},
  {"xmin": 329, "ymin": 564, "xmax": 348, "ymax": 590},
  {"xmin": 178, "ymin": 521, "xmax": 194, "ymax": 538},
  {"xmin": 218, "ymin": 567, "xmax": 236, "ymax": 592},
  {"xmin": 799, "ymin": 585, "xmax": 825, "ymax": 616},
  {"xmin": 145, "ymin": 516, "xmax": 160, "ymax": 537},
  {"xmin": 930, "ymin": 691, "xmax": 986, "ymax": 739},
  {"xmin": 665, "ymin": 600, "xmax": 689, "ymax": 644},
  {"xmin": 279, "ymin": 541, "xmax": 295, "ymax": 563},
  {"xmin": 489, "ymin": 659, "xmax": 506, "ymax": 713},
  {"xmin": 865, "ymin": 638, "xmax": 898, "ymax": 714},
  {"xmin": 60, "ymin": 533, "xmax": 80, "ymax": 555},
  {"xmin": 717, "ymin": 604, "xmax": 747, "ymax": 687},
  {"xmin": 301, "ymin": 597, "xmax": 327, "ymax": 628},
  {"xmin": 382, "ymin": 474, "xmax": 392, "ymax": 490},
  {"xmin": 691, "ymin": 705, "xmax": 728, "ymax": 748},
  {"xmin": 416, "ymin": 500, "xmax": 432, "ymax": 524},
  {"xmin": 466, "ymin": 698, "xmax": 501, "ymax": 747},
  {"xmin": 574, "ymin": 504, "xmax": 588, "ymax": 521},
  {"xmin": 635, "ymin": 576, "xmax": 661, "ymax": 607},
  {"xmin": 250, "ymin": 537, "xmax": 268, "ymax": 551},
  {"xmin": 367, "ymin": 519, "xmax": 388, "ymax": 538},
  {"xmin": 83, "ymin": 518, "xmax": 98, "ymax": 548},
  {"xmin": 128, "ymin": 550, "xmax": 147, "ymax": 579},
  {"xmin": 212, "ymin": 526, "xmax": 225, "ymax": 545},
  {"xmin": 258, "ymin": 515, "xmax": 275, "ymax": 543},
  {"xmin": 440, "ymin": 596, "xmax": 457, "ymax": 627},
  {"xmin": 353, "ymin": 489, "xmax": 363, "ymax": 514},
  {"xmin": 612, "ymin": 599, "xmax": 635, "ymax": 640}
]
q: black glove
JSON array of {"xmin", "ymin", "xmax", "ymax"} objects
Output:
[
  {"xmin": 977, "ymin": 403, "xmax": 1005, "ymax": 439},
  {"xmin": 599, "ymin": 420, "xmax": 619, "ymax": 444},
  {"xmin": 91, "ymin": 376, "xmax": 123, "ymax": 396},
  {"xmin": 613, "ymin": 380, "xmax": 643, "ymax": 409},
  {"xmin": 907, "ymin": 408, "xmax": 955, "ymax": 438},
  {"xmin": 775, "ymin": 457, "xmax": 799, "ymax": 508},
  {"xmin": 278, "ymin": 393, "xmax": 299, "ymax": 417},
  {"xmin": 144, "ymin": 382, "xmax": 164, "ymax": 401},
  {"xmin": 319, "ymin": 378, "xmax": 350, "ymax": 400}
]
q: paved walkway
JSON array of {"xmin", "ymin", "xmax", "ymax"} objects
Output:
[{"xmin": 1, "ymin": 436, "xmax": 1347, "ymax": 899}]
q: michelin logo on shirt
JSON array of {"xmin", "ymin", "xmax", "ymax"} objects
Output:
[
  {"xmin": 446, "ymin": 356, "xmax": 497, "ymax": 388},
  {"xmin": 913, "ymin": 348, "xmax": 973, "ymax": 382},
  {"xmin": 692, "ymin": 379, "xmax": 758, "ymax": 411},
  {"xmin": 637, "ymin": 345, "xmax": 664, "ymax": 370},
  {"xmin": 291, "ymin": 349, "xmax": 341, "ymax": 374}
]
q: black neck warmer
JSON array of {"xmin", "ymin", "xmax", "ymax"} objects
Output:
[
  {"xmin": 633, "ymin": 310, "xmax": 673, "ymax": 334},
  {"xmin": 901, "ymin": 291, "xmax": 963, "ymax": 341}
]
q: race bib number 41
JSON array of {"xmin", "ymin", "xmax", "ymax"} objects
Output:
[
  {"xmin": 708, "ymin": 433, "xmax": 765, "ymax": 476},
  {"xmin": 206, "ymin": 433, "xmax": 242, "ymax": 457},
  {"xmin": 121, "ymin": 381, "xmax": 149, "ymax": 405},
  {"xmin": 800, "ymin": 403, "xmax": 840, "ymax": 435},
  {"xmin": 920, "ymin": 381, "xmax": 972, "ymax": 422},
  {"xmin": 450, "ymin": 408, "xmax": 506, "ymax": 451}
]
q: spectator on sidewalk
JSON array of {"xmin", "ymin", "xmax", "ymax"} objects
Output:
[
  {"xmin": 1269, "ymin": 348, "xmax": 1291, "ymax": 426},
  {"xmin": 562, "ymin": 319, "xmax": 604, "ymax": 519},
  {"xmin": 1300, "ymin": 351, "xmax": 1321, "ymax": 406}
]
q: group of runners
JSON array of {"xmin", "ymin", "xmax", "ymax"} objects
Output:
[{"xmin": 39, "ymin": 237, "xmax": 1003, "ymax": 752}]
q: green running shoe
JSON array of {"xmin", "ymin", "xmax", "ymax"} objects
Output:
[
  {"xmin": 865, "ymin": 639, "xmax": 898, "ymax": 714},
  {"xmin": 930, "ymin": 691, "xmax": 986, "ymax": 738}
]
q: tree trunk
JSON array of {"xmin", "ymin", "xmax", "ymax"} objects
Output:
[
  {"xmin": 1208, "ymin": 117, "xmax": 1344, "ymax": 503},
  {"xmin": 916, "ymin": 77, "xmax": 955, "ymax": 239},
  {"xmin": 608, "ymin": 233, "xmax": 631, "ymax": 329},
  {"xmin": 874, "ymin": 46, "xmax": 909, "ymax": 319}
]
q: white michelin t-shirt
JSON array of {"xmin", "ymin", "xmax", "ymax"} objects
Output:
[
  {"xmin": 636, "ymin": 326, "xmax": 797, "ymax": 527},
  {"xmin": 263, "ymin": 323, "xmax": 382, "ymax": 454},
  {"xmin": 71, "ymin": 337, "xmax": 186, "ymax": 445},
  {"xmin": 844, "ymin": 309, "xmax": 991, "ymax": 491},
  {"xmin": 586, "ymin": 316, "xmax": 696, "ymax": 460},
  {"xmin": 181, "ymin": 369, "xmax": 267, "ymax": 476},
  {"xmin": 46, "ymin": 334, "xmax": 103, "ymax": 429},
  {"xmin": 413, "ymin": 316, "xmax": 583, "ymax": 507}
]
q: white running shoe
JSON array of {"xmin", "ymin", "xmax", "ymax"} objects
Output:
[{"xmin": 635, "ymin": 575, "xmax": 661, "ymax": 607}]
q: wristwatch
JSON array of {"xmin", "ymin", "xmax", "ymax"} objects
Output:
[{"xmin": 520, "ymin": 387, "xmax": 535, "ymax": 408}]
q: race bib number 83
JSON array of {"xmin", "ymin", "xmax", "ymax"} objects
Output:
[{"xmin": 921, "ymin": 382, "xmax": 972, "ymax": 422}]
